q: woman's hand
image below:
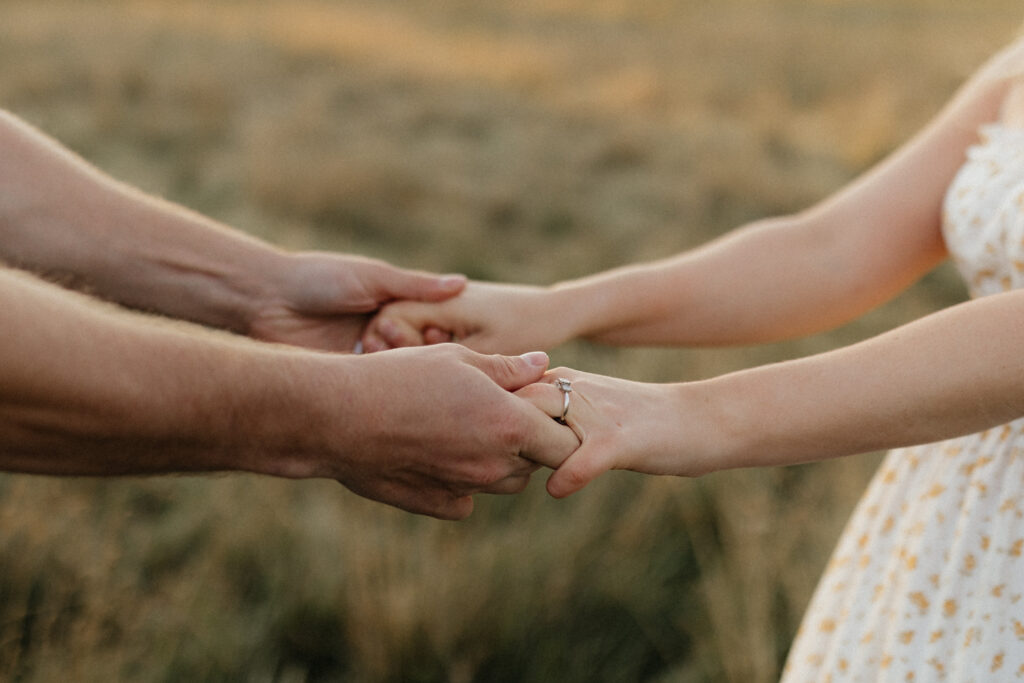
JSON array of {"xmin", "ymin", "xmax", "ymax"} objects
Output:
[
  {"xmin": 516, "ymin": 369, "xmax": 723, "ymax": 497},
  {"xmin": 248, "ymin": 252, "xmax": 467, "ymax": 353},
  {"xmin": 520, "ymin": 286, "xmax": 1024, "ymax": 500},
  {"xmin": 359, "ymin": 281, "xmax": 576, "ymax": 355}
]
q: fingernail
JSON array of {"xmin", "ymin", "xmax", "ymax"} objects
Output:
[
  {"xmin": 439, "ymin": 274, "xmax": 467, "ymax": 290},
  {"xmin": 520, "ymin": 351, "xmax": 549, "ymax": 367}
]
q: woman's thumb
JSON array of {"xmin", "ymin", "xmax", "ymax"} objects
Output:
[{"xmin": 546, "ymin": 444, "xmax": 608, "ymax": 498}]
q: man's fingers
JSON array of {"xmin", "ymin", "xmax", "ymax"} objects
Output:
[
  {"xmin": 432, "ymin": 494, "xmax": 475, "ymax": 520},
  {"xmin": 365, "ymin": 481, "xmax": 475, "ymax": 521},
  {"xmin": 393, "ymin": 493, "xmax": 473, "ymax": 521},
  {"xmin": 481, "ymin": 473, "xmax": 534, "ymax": 495},
  {"xmin": 514, "ymin": 399, "xmax": 580, "ymax": 469},
  {"xmin": 472, "ymin": 351, "xmax": 550, "ymax": 392}
]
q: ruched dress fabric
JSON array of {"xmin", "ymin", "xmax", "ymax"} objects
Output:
[{"xmin": 781, "ymin": 125, "xmax": 1024, "ymax": 682}]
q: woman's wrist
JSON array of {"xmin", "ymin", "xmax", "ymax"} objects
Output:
[
  {"xmin": 545, "ymin": 277, "xmax": 627, "ymax": 344},
  {"xmin": 517, "ymin": 284, "xmax": 581, "ymax": 348},
  {"xmin": 660, "ymin": 380, "xmax": 742, "ymax": 477},
  {"xmin": 548, "ymin": 262, "xmax": 677, "ymax": 345}
]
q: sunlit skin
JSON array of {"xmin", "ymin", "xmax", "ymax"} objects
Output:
[
  {"xmin": 364, "ymin": 38, "xmax": 1024, "ymax": 497},
  {"xmin": 0, "ymin": 111, "xmax": 470, "ymax": 353},
  {"xmin": 0, "ymin": 110, "xmax": 579, "ymax": 520}
]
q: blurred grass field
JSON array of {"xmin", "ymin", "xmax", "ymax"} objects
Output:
[{"xmin": 1, "ymin": 1, "xmax": 1020, "ymax": 681}]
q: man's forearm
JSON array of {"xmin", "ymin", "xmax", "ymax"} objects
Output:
[
  {"xmin": 0, "ymin": 265, "xmax": 580, "ymax": 519},
  {"xmin": 0, "ymin": 265, "xmax": 318, "ymax": 476},
  {"xmin": 0, "ymin": 110, "xmax": 285, "ymax": 333}
]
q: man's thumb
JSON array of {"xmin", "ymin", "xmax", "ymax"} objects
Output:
[
  {"xmin": 475, "ymin": 351, "xmax": 550, "ymax": 392},
  {"xmin": 385, "ymin": 270, "xmax": 466, "ymax": 303}
]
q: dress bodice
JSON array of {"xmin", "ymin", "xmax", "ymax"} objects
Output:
[{"xmin": 943, "ymin": 124, "xmax": 1024, "ymax": 298}]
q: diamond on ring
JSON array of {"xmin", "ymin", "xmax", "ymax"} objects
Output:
[{"xmin": 555, "ymin": 378, "xmax": 572, "ymax": 424}]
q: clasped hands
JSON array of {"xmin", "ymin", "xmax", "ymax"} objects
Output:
[
  {"xmin": 245, "ymin": 257, "xmax": 706, "ymax": 519},
  {"xmin": 245, "ymin": 260, "xmax": 597, "ymax": 503},
  {"xmin": 354, "ymin": 280, "xmax": 711, "ymax": 503}
]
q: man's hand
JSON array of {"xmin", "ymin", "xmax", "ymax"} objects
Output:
[
  {"xmin": 264, "ymin": 344, "xmax": 581, "ymax": 519},
  {"xmin": 0, "ymin": 267, "xmax": 577, "ymax": 521},
  {"xmin": 248, "ymin": 252, "xmax": 466, "ymax": 352},
  {"xmin": 0, "ymin": 111, "xmax": 467, "ymax": 353}
]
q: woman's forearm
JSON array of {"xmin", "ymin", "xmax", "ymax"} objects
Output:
[
  {"xmin": 363, "ymin": 210, "xmax": 944, "ymax": 354},
  {"xmin": 547, "ymin": 193, "xmax": 951, "ymax": 348},
  {"xmin": 545, "ymin": 56, "xmax": 1014, "ymax": 349},
  {"xmin": 547, "ymin": 212, "xmax": 929, "ymax": 347},
  {"xmin": 700, "ymin": 289, "xmax": 1024, "ymax": 472},
  {"xmin": 540, "ymin": 287, "xmax": 1024, "ymax": 498},
  {"xmin": 0, "ymin": 110, "xmax": 285, "ymax": 333}
]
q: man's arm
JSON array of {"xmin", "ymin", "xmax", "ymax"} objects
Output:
[
  {"xmin": 0, "ymin": 266, "xmax": 577, "ymax": 518},
  {"xmin": 0, "ymin": 110, "xmax": 464, "ymax": 351}
]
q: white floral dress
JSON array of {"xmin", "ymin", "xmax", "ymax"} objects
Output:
[{"xmin": 781, "ymin": 124, "xmax": 1024, "ymax": 682}]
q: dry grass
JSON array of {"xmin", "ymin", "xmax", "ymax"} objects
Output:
[{"xmin": 0, "ymin": 0, "xmax": 1020, "ymax": 680}]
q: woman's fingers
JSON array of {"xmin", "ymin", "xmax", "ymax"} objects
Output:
[
  {"xmin": 515, "ymin": 380, "xmax": 573, "ymax": 424},
  {"xmin": 361, "ymin": 327, "xmax": 391, "ymax": 353},
  {"xmin": 545, "ymin": 443, "xmax": 613, "ymax": 498},
  {"xmin": 362, "ymin": 312, "xmax": 436, "ymax": 353},
  {"xmin": 515, "ymin": 371, "xmax": 613, "ymax": 496},
  {"xmin": 376, "ymin": 316, "xmax": 424, "ymax": 348},
  {"xmin": 361, "ymin": 300, "xmax": 469, "ymax": 352},
  {"xmin": 423, "ymin": 326, "xmax": 454, "ymax": 345}
]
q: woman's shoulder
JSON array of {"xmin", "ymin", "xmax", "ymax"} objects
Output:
[
  {"xmin": 972, "ymin": 36, "xmax": 1024, "ymax": 84},
  {"xmin": 936, "ymin": 37, "xmax": 1024, "ymax": 129}
]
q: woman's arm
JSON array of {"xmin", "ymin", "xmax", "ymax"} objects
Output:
[
  {"xmin": 364, "ymin": 40, "xmax": 1024, "ymax": 354},
  {"xmin": 524, "ymin": 287, "xmax": 1024, "ymax": 497},
  {"xmin": 0, "ymin": 110, "xmax": 465, "ymax": 351}
]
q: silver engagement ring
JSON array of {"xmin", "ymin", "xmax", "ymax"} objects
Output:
[{"xmin": 555, "ymin": 378, "xmax": 572, "ymax": 424}]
